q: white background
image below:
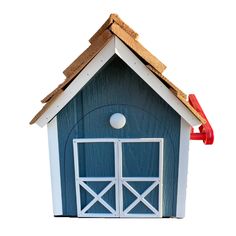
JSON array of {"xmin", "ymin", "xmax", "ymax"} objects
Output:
[{"xmin": 0, "ymin": 0, "xmax": 235, "ymax": 235}]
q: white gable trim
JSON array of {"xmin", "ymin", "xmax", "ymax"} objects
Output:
[
  {"xmin": 176, "ymin": 118, "xmax": 191, "ymax": 218},
  {"xmin": 36, "ymin": 36, "xmax": 200, "ymax": 127},
  {"xmin": 114, "ymin": 37, "xmax": 200, "ymax": 126},
  {"xmin": 36, "ymin": 37, "xmax": 116, "ymax": 127},
  {"xmin": 47, "ymin": 116, "xmax": 63, "ymax": 215}
]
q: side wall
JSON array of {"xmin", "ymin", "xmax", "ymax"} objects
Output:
[{"xmin": 57, "ymin": 56, "xmax": 181, "ymax": 217}]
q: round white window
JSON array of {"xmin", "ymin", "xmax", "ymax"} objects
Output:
[{"xmin": 110, "ymin": 113, "xmax": 126, "ymax": 129}]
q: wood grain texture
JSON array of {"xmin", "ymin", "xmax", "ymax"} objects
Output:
[
  {"xmin": 32, "ymin": 18, "xmax": 204, "ymax": 126},
  {"xmin": 110, "ymin": 22, "xmax": 166, "ymax": 74},
  {"xmin": 177, "ymin": 94, "xmax": 206, "ymax": 124},
  {"xmin": 115, "ymin": 36, "xmax": 201, "ymax": 126},
  {"xmin": 41, "ymin": 30, "xmax": 113, "ymax": 104},
  {"xmin": 30, "ymin": 89, "xmax": 63, "ymax": 124},
  {"xmin": 89, "ymin": 15, "xmax": 113, "ymax": 44},
  {"xmin": 57, "ymin": 56, "xmax": 180, "ymax": 216},
  {"xmin": 63, "ymin": 29, "xmax": 113, "ymax": 79},
  {"xmin": 89, "ymin": 14, "xmax": 138, "ymax": 44},
  {"xmin": 147, "ymin": 65, "xmax": 187, "ymax": 99}
]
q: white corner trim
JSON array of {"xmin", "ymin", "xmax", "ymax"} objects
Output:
[
  {"xmin": 114, "ymin": 37, "xmax": 201, "ymax": 127},
  {"xmin": 47, "ymin": 116, "xmax": 63, "ymax": 215},
  {"xmin": 36, "ymin": 37, "xmax": 116, "ymax": 127},
  {"xmin": 176, "ymin": 118, "xmax": 191, "ymax": 218}
]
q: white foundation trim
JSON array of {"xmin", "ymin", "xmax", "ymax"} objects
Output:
[
  {"xmin": 47, "ymin": 116, "xmax": 63, "ymax": 215},
  {"xmin": 176, "ymin": 118, "xmax": 191, "ymax": 218}
]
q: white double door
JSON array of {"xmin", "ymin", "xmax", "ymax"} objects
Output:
[{"xmin": 73, "ymin": 138, "xmax": 163, "ymax": 217}]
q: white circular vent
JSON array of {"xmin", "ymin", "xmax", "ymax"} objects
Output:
[{"xmin": 110, "ymin": 113, "xmax": 126, "ymax": 129}]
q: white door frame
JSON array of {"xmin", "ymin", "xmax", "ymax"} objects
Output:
[
  {"xmin": 73, "ymin": 138, "xmax": 164, "ymax": 218},
  {"xmin": 73, "ymin": 139, "xmax": 119, "ymax": 217}
]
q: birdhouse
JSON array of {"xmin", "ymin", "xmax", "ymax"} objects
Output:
[{"xmin": 30, "ymin": 14, "xmax": 214, "ymax": 218}]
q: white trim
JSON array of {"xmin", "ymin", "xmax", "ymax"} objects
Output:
[
  {"xmin": 114, "ymin": 141, "xmax": 120, "ymax": 216},
  {"xmin": 36, "ymin": 37, "xmax": 115, "ymax": 127},
  {"xmin": 79, "ymin": 181, "xmax": 116, "ymax": 215},
  {"xmin": 121, "ymin": 214, "xmax": 161, "ymax": 218},
  {"xmin": 73, "ymin": 139, "xmax": 119, "ymax": 217},
  {"xmin": 119, "ymin": 138, "xmax": 163, "ymax": 143},
  {"xmin": 73, "ymin": 140, "xmax": 81, "ymax": 215},
  {"xmin": 121, "ymin": 177, "xmax": 159, "ymax": 181},
  {"xmin": 73, "ymin": 138, "xmax": 117, "ymax": 143},
  {"xmin": 114, "ymin": 37, "xmax": 201, "ymax": 127},
  {"xmin": 176, "ymin": 118, "xmax": 191, "ymax": 218},
  {"xmin": 76, "ymin": 177, "xmax": 115, "ymax": 181},
  {"xmin": 73, "ymin": 138, "xmax": 164, "ymax": 143},
  {"xmin": 117, "ymin": 140, "xmax": 123, "ymax": 217},
  {"xmin": 122, "ymin": 181, "xmax": 159, "ymax": 215},
  {"xmin": 72, "ymin": 138, "xmax": 163, "ymax": 218},
  {"xmin": 159, "ymin": 139, "xmax": 164, "ymax": 217},
  {"xmin": 47, "ymin": 116, "xmax": 63, "ymax": 215},
  {"xmin": 77, "ymin": 213, "xmax": 116, "ymax": 218},
  {"xmin": 119, "ymin": 138, "xmax": 163, "ymax": 217},
  {"xmin": 37, "ymin": 36, "xmax": 201, "ymax": 127}
]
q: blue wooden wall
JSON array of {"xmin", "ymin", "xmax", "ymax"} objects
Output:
[{"xmin": 57, "ymin": 56, "xmax": 181, "ymax": 217}]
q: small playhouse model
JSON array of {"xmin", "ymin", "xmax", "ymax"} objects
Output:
[{"xmin": 30, "ymin": 14, "xmax": 214, "ymax": 218}]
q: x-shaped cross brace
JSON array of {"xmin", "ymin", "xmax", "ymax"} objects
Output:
[
  {"xmin": 122, "ymin": 180, "xmax": 159, "ymax": 215},
  {"xmin": 79, "ymin": 180, "xmax": 116, "ymax": 214}
]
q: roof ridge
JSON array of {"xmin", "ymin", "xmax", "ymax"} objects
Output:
[
  {"xmin": 109, "ymin": 22, "xmax": 166, "ymax": 73},
  {"xmin": 41, "ymin": 14, "xmax": 166, "ymax": 104},
  {"xmin": 31, "ymin": 14, "xmax": 204, "ymax": 127},
  {"xmin": 89, "ymin": 14, "xmax": 138, "ymax": 44}
]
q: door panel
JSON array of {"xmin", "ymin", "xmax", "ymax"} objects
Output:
[
  {"xmin": 77, "ymin": 142, "xmax": 115, "ymax": 177},
  {"xmin": 73, "ymin": 140, "xmax": 118, "ymax": 217},
  {"xmin": 73, "ymin": 138, "xmax": 163, "ymax": 217},
  {"xmin": 120, "ymin": 140, "xmax": 161, "ymax": 217},
  {"xmin": 122, "ymin": 142, "xmax": 160, "ymax": 177}
]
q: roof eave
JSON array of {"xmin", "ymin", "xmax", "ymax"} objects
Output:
[{"xmin": 31, "ymin": 36, "xmax": 202, "ymax": 127}]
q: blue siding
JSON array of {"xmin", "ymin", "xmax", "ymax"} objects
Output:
[{"xmin": 57, "ymin": 56, "xmax": 180, "ymax": 217}]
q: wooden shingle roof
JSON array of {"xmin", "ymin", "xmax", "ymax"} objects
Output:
[{"xmin": 30, "ymin": 14, "xmax": 206, "ymax": 125}]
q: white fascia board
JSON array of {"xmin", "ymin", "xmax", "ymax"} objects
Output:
[
  {"xmin": 37, "ymin": 35, "xmax": 200, "ymax": 127},
  {"xmin": 176, "ymin": 118, "xmax": 191, "ymax": 218},
  {"xmin": 114, "ymin": 37, "xmax": 201, "ymax": 127},
  {"xmin": 47, "ymin": 116, "xmax": 63, "ymax": 215},
  {"xmin": 36, "ymin": 37, "xmax": 116, "ymax": 127}
]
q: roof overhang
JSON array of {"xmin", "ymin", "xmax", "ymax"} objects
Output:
[{"xmin": 33, "ymin": 36, "xmax": 202, "ymax": 127}]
